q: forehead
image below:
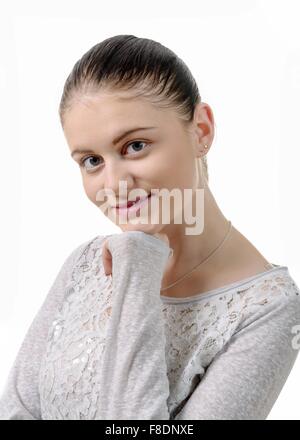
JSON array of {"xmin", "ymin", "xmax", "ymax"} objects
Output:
[{"xmin": 62, "ymin": 91, "xmax": 177, "ymax": 148}]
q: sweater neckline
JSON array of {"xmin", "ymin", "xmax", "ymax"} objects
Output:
[{"xmin": 160, "ymin": 264, "xmax": 289, "ymax": 304}]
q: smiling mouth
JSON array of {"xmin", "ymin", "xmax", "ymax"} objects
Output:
[{"xmin": 114, "ymin": 193, "xmax": 152, "ymax": 212}]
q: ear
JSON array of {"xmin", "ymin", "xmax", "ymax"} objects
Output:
[{"xmin": 192, "ymin": 102, "xmax": 214, "ymax": 158}]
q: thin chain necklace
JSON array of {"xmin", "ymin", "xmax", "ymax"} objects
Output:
[{"xmin": 161, "ymin": 220, "xmax": 233, "ymax": 291}]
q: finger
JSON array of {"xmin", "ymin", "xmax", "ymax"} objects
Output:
[
  {"xmin": 102, "ymin": 245, "xmax": 112, "ymax": 276},
  {"xmin": 102, "ymin": 240, "xmax": 112, "ymax": 276}
]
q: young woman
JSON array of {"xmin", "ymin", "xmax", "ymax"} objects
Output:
[{"xmin": 1, "ymin": 34, "xmax": 299, "ymax": 420}]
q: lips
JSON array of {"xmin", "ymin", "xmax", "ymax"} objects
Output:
[
  {"xmin": 113, "ymin": 193, "xmax": 152, "ymax": 216},
  {"xmin": 115, "ymin": 194, "xmax": 150, "ymax": 208}
]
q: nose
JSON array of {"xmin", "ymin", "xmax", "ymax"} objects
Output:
[{"xmin": 103, "ymin": 158, "xmax": 134, "ymax": 201}]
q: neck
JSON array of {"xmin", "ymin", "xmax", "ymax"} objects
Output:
[{"xmin": 160, "ymin": 181, "xmax": 231, "ymax": 287}]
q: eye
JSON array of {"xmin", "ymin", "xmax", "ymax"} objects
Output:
[
  {"xmin": 124, "ymin": 141, "xmax": 149, "ymax": 155},
  {"xmin": 79, "ymin": 141, "xmax": 150, "ymax": 171},
  {"xmin": 80, "ymin": 156, "xmax": 103, "ymax": 170}
]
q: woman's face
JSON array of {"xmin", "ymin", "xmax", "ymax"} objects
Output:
[{"xmin": 63, "ymin": 90, "xmax": 200, "ymax": 234}]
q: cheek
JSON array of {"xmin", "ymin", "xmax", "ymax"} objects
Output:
[
  {"xmin": 144, "ymin": 150, "xmax": 175, "ymax": 184},
  {"xmin": 156, "ymin": 148, "xmax": 195, "ymax": 190},
  {"xmin": 82, "ymin": 177, "xmax": 100, "ymax": 206},
  {"xmin": 83, "ymin": 179, "xmax": 115, "ymax": 216}
]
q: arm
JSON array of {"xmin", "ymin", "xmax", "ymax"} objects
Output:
[
  {"xmin": 96, "ymin": 230, "xmax": 300, "ymax": 420},
  {"xmin": 175, "ymin": 293, "xmax": 300, "ymax": 420},
  {"xmin": 0, "ymin": 239, "xmax": 92, "ymax": 420},
  {"xmin": 95, "ymin": 230, "xmax": 173, "ymax": 420}
]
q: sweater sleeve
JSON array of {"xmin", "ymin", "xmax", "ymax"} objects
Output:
[
  {"xmin": 94, "ymin": 230, "xmax": 173, "ymax": 420},
  {"xmin": 0, "ymin": 239, "xmax": 92, "ymax": 420},
  {"xmin": 175, "ymin": 293, "xmax": 300, "ymax": 420},
  {"xmin": 95, "ymin": 230, "xmax": 300, "ymax": 420}
]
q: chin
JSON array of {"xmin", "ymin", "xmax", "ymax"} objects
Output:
[{"xmin": 118, "ymin": 221, "xmax": 166, "ymax": 235}]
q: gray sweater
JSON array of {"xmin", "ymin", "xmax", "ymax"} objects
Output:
[{"xmin": 0, "ymin": 230, "xmax": 300, "ymax": 420}]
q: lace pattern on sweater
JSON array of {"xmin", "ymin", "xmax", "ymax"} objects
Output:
[{"xmin": 38, "ymin": 236, "xmax": 299, "ymax": 419}]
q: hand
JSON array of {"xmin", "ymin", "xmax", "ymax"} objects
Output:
[
  {"xmin": 102, "ymin": 238, "xmax": 113, "ymax": 276},
  {"xmin": 102, "ymin": 231, "xmax": 170, "ymax": 276},
  {"xmin": 152, "ymin": 232, "xmax": 170, "ymax": 247}
]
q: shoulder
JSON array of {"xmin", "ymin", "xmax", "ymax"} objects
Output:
[
  {"xmin": 235, "ymin": 267, "xmax": 300, "ymax": 332},
  {"xmin": 44, "ymin": 234, "xmax": 109, "ymax": 304}
]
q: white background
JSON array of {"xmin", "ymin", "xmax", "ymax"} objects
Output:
[{"xmin": 0, "ymin": 0, "xmax": 299, "ymax": 419}]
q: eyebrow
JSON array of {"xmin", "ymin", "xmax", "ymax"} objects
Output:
[{"xmin": 71, "ymin": 126, "xmax": 157, "ymax": 158}]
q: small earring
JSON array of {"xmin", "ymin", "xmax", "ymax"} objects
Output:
[{"xmin": 200, "ymin": 144, "xmax": 209, "ymax": 153}]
